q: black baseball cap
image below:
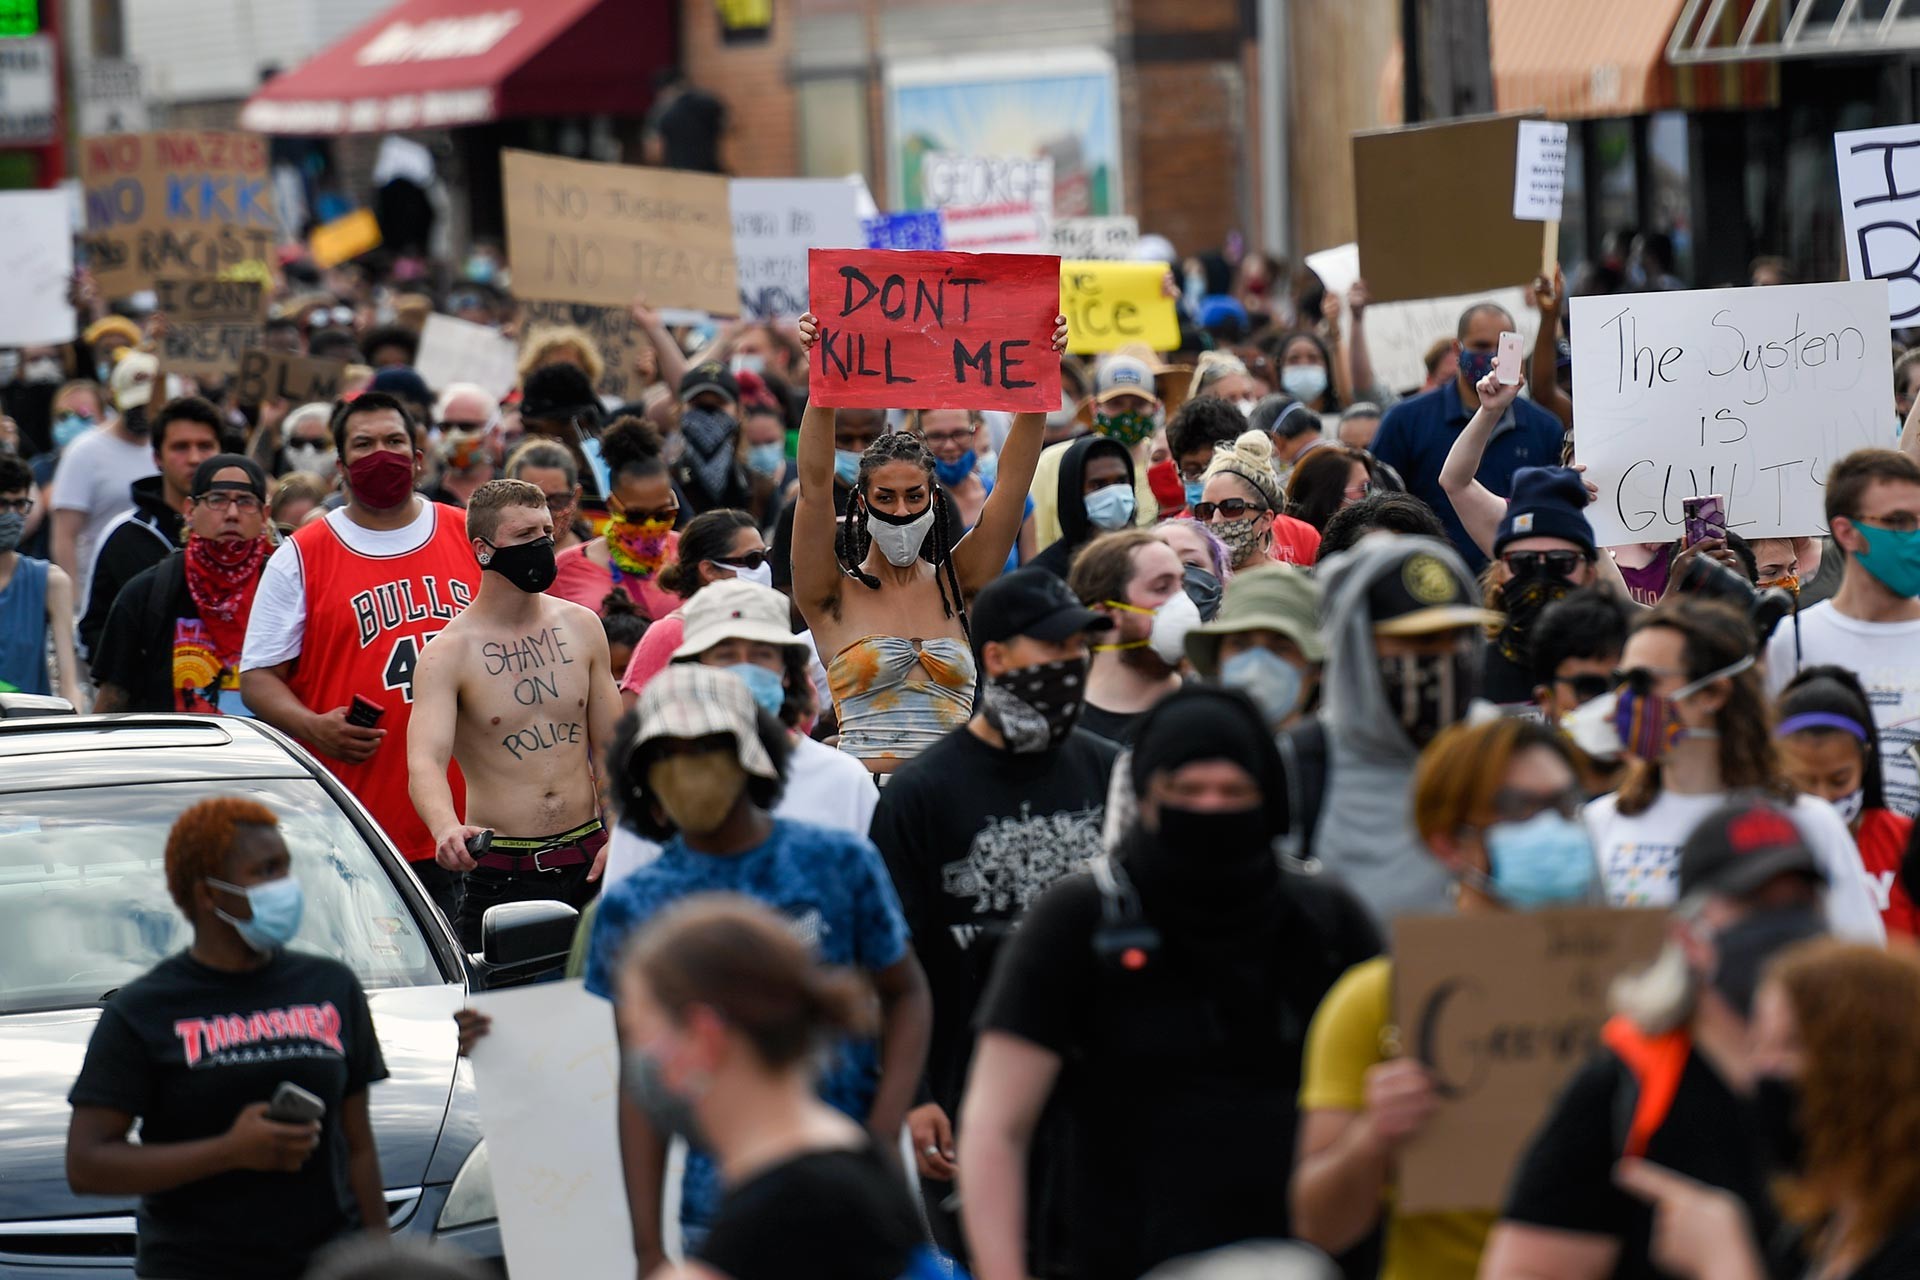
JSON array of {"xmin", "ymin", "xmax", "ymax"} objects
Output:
[
  {"xmin": 1369, "ymin": 546, "xmax": 1501, "ymax": 636},
  {"xmin": 520, "ymin": 364, "xmax": 601, "ymax": 422},
  {"xmin": 191, "ymin": 454, "xmax": 267, "ymax": 500},
  {"xmin": 972, "ymin": 568, "xmax": 1115, "ymax": 646},
  {"xmin": 1679, "ymin": 799, "xmax": 1827, "ymax": 899},
  {"xmin": 679, "ymin": 362, "xmax": 740, "ymax": 405}
]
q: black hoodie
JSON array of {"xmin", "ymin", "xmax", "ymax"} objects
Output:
[
  {"xmin": 1029, "ymin": 434, "xmax": 1136, "ymax": 581},
  {"xmin": 79, "ymin": 474, "xmax": 183, "ymax": 659}
]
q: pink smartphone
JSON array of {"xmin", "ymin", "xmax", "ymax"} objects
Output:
[
  {"xmin": 1682, "ymin": 494, "xmax": 1726, "ymax": 546},
  {"xmin": 1495, "ymin": 331, "xmax": 1524, "ymax": 384}
]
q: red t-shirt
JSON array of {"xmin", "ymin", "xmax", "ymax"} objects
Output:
[
  {"xmin": 1270, "ymin": 514, "xmax": 1322, "ymax": 567},
  {"xmin": 549, "ymin": 537, "xmax": 681, "ymax": 621},
  {"xmin": 1856, "ymin": 808, "xmax": 1920, "ymax": 937},
  {"xmin": 285, "ymin": 507, "xmax": 478, "ymax": 861}
]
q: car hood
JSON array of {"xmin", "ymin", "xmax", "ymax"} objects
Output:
[{"xmin": 0, "ymin": 984, "xmax": 464, "ymax": 1222}]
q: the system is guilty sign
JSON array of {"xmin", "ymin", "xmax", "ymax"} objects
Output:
[{"xmin": 807, "ymin": 248, "xmax": 1061, "ymax": 412}]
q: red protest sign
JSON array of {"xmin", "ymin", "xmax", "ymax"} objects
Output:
[{"xmin": 808, "ymin": 248, "xmax": 1061, "ymax": 412}]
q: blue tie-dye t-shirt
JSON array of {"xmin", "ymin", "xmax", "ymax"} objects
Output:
[{"xmin": 584, "ymin": 818, "xmax": 911, "ymax": 1234}]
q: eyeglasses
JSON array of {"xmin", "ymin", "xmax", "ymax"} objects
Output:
[
  {"xmin": 0, "ymin": 496, "xmax": 30, "ymax": 514},
  {"xmin": 1503, "ymin": 549, "xmax": 1590, "ymax": 579},
  {"xmin": 1487, "ymin": 785, "xmax": 1586, "ymax": 824},
  {"xmin": 196, "ymin": 492, "xmax": 263, "ymax": 514},
  {"xmin": 1191, "ymin": 498, "xmax": 1268, "ymax": 521},
  {"xmin": 438, "ymin": 420, "xmax": 491, "ymax": 433},
  {"xmin": 1617, "ymin": 666, "xmax": 1685, "ymax": 695},
  {"xmin": 1343, "ymin": 482, "xmax": 1373, "ymax": 500},
  {"xmin": 922, "ymin": 430, "xmax": 973, "ymax": 448},
  {"xmin": 713, "ymin": 550, "xmax": 771, "ymax": 571},
  {"xmin": 1555, "ymin": 672, "xmax": 1622, "ymax": 703}
]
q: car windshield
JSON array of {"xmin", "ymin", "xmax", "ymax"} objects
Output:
[{"xmin": 0, "ymin": 777, "xmax": 445, "ymax": 1014}]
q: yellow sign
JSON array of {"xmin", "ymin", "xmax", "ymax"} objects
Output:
[
  {"xmin": 309, "ymin": 209, "xmax": 382, "ymax": 269},
  {"xmin": 1060, "ymin": 260, "xmax": 1179, "ymax": 355}
]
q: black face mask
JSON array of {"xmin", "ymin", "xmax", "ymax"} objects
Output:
[
  {"xmin": 1710, "ymin": 905, "xmax": 1825, "ymax": 1018},
  {"xmin": 979, "ymin": 656, "xmax": 1089, "ymax": 754},
  {"xmin": 1377, "ymin": 649, "xmax": 1477, "ymax": 748},
  {"xmin": 122, "ymin": 405, "xmax": 150, "ymax": 438},
  {"xmin": 1182, "ymin": 564, "xmax": 1224, "ymax": 621},
  {"xmin": 481, "ymin": 535, "xmax": 558, "ymax": 594},
  {"xmin": 1152, "ymin": 803, "xmax": 1270, "ymax": 859},
  {"xmin": 1496, "ymin": 576, "xmax": 1576, "ymax": 665},
  {"xmin": 1751, "ymin": 1074, "xmax": 1805, "ymax": 1175}
]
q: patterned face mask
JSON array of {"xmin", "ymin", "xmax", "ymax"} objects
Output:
[
  {"xmin": 606, "ymin": 514, "xmax": 674, "ymax": 577},
  {"xmin": 1213, "ymin": 515, "xmax": 1269, "ymax": 565},
  {"xmin": 979, "ymin": 657, "xmax": 1090, "ymax": 753},
  {"xmin": 1094, "ymin": 410, "xmax": 1157, "ymax": 448}
]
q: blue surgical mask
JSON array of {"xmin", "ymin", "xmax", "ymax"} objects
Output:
[
  {"xmin": 1220, "ymin": 646, "xmax": 1304, "ymax": 727},
  {"xmin": 1281, "ymin": 365, "xmax": 1329, "ymax": 402},
  {"xmin": 1084, "ymin": 482, "xmax": 1136, "ymax": 531},
  {"xmin": 1184, "ymin": 479, "xmax": 1207, "ymax": 509},
  {"xmin": 833, "ymin": 448, "xmax": 862, "ymax": 487},
  {"xmin": 464, "ymin": 254, "xmax": 497, "ymax": 284},
  {"xmin": 1480, "ymin": 812, "xmax": 1596, "ymax": 908},
  {"xmin": 746, "ymin": 441, "xmax": 785, "ymax": 478},
  {"xmin": 1458, "ymin": 348, "xmax": 1497, "ymax": 386},
  {"xmin": 933, "ymin": 451, "xmax": 977, "ymax": 487},
  {"xmin": 206, "ymin": 874, "xmax": 305, "ymax": 953},
  {"xmin": 726, "ymin": 662, "xmax": 786, "ymax": 716},
  {"xmin": 1854, "ymin": 522, "xmax": 1920, "ymax": 599},
  {"xmin": 53, "ymin": 413, "xmax": 93, "ymax": 449}
]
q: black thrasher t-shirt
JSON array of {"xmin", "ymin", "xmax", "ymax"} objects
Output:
[
  {"xmin": 1502, "ymin": 1043, "xmax": 1784, "ymax": 1280},
  {"xmin": 869, "ymin": 724, "xmax": 1118, "ymax": 1119},
  {"xmin": 695, "ymin": 1145, "xmax": 923, "ymax": 1280},
  {"xmin": 68, "ymin": 949, "xmax": 388, "ymax": 1279}
]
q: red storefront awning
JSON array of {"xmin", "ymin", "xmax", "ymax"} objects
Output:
[{"xmin": 241, "ymin": 0, "xmax": 673, "ymax": 136}]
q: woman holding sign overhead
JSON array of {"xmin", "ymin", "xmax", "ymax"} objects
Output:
[{"xmin": 792, "ymin": 307, "xmax": 1069, "ymax": 773}]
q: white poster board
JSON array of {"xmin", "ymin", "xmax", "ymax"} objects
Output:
[
  {"xmin": 730, "ymin": 178, "xmax": 864, "ymax": 319},
  {"xmin": 467, "ymin": 980, "xmax": 636, "ymax": 1280},
  {"xmin": 1835, "ymin": 124, "xmax": 1920, "ymax": 330},
  {"xmin": 0, "ymin": 190, "xmax": 75, "ymax": 346},
  {"xmin": 1513, "ymin": 121, "xmax": 1568, "ymax": 222},
  {"xmin": 920, "ymin": 153, "xmax": 1053, "ymax": 254},
  {"xmin": 1050, "ymin": 216, "xmax": 1139, "ymax": 260},
  {"xmin": 1570, "ymin": 280, "xmax": 1892, "ymax": 545},
  {"xmin": 414, "ymin": 313, "xmax": 520, "ymax": 399}
]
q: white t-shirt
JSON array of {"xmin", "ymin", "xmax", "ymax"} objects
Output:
[
  {"xmin": 49, "ymin": 428, "xmax": 156, "ymax": 603},
  {"xmin": 1584, "ymin": 788, "xmax": 1886, "ymax": 942},
  {"xmin": 1766, "ymin": 600, "xmax": 1920, "ymax": 817},
  {"xmin": 241, "ymin": 502, "xmax": 441, "ymax": 671},
  {"xmin": 601, "ymin": 734, "xmax": 879, "ymax": 887}
]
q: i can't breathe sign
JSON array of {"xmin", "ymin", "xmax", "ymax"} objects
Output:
[{"xmin": 806, "ymin": 248, "xmax": 1061, "ymax": 412}]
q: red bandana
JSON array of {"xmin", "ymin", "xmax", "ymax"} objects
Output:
[{"xmin": 184, "ymin": 535, "xmax": 269, "ymax": 661}]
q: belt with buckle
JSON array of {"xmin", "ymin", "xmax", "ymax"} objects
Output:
[{"xmin": 474, "ymin": 820, "xmax": 605, "ymax": 874}]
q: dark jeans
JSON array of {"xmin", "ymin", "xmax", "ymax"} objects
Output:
[
  {"xmin": 455, "ymin": 862, "xmax": 598, "ymax": 951},
  {"xmin": 407, "ymin": 858, "xmax": 462, "ymax": 927}
]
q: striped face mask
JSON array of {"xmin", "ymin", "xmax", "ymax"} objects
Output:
[{"xmin": 1599, "ymin": 655, "xmax": 1754, "ymax": 762}]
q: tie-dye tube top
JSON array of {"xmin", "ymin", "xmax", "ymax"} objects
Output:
[{"xmin": 827, "ymin": 635, "xmax": 977, "ymax": 766}]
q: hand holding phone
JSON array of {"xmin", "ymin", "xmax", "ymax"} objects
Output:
[
  {"xmin": 345, "ymin": 695, "xmax": 385, "ymax": 729},
  {"xmin": 1495, "ymin": 331, "xmax": 1524, "ymax": 385},
  {"xmin": 266, "ymin": 1081, "xmax": 326, "ymax": 1124},
  {"xmin": 1682, "ymin": 494, "xmax": 1726, "ymax": 547}
]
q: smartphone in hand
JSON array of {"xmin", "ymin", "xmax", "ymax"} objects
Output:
[
  {"xmin": 345, "ymin": 695, "xmax": 385, "ymax": 729},
  {"xmin": 1682, "ymin": 494, "xmax": 1726, "ymax": 547},
  {"xmin": 266, "ymin": 1081, "xmax": 326, "ymax": 1124},
  {"xmin": 1495, "ymin": 331, "xmax": 1524, "ymax": 385}
]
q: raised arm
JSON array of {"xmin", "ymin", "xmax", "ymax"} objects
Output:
[
  {"xmin": 1323, "ymin": 291, "xmax": 1355, "ymax": 406},
  {"xmin": 1530, "ymin": 267, "xmax": 1574, "ymax": 431},
  {"xmin": 951, "ymin": 316, "xmax": 1067, "ymax": 592},
  {"xmin": 1440, "ymin": 371, "xmax": 1526, "ymax": 558},
  {"xmin": 790, "ymin": 314, "xmax": 845, "ymax": 620},
  {"xmin": 629, "ymin": 296, "xmax": 689, "ymax": 391}
]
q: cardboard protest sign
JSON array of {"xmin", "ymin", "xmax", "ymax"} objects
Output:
[
  {"xmin": 517, "ymin": 299, "xmax": 645, "ymax": 404},
  {"xmin": 0, "ymin": 190, "xmax": 75, "ymax": 346},
  {"xmin": 468, "ymin": 981, "xmax": 636, "ymax": 1280},
  {"xmin": 920, "ymin": 153, "xmax": 1053, "ymax": 254},
  {"xmin": 864, "ymin": 211, "xmax": 945, "ymax": 251},
  {"xmin": 81, "ymin": 131, "xmax": 276, "ymax": 300},
  {"xmin": 1394, "ymin": 907, "xmax": 1669, "ymax": 1213},
  {"xmin": 729, "ymin": 178, "xmax": 864, "ymax": 319},
  {"xmin": 807, "ymin": 248, "xmax": 1061, "ymax": 411},
  {"xmin": 1060, "ymin": 260, "xmax": 1178, "ymax": 354},
  {"xmin": 1571, "ymin": 280, "xmax": 1892, "ymax": 544},
  {"xmin": 155, "ymin": 277, "xmax": 264, "ymax": 379},
  {"xmin": 1513, "ymin": 121, "xmax": 1568, "ymax": 222},
  {"xmin": 1835, "ymin": 124, "xmax": 1920, "ymax": 330},
  {"xmin": 502, "ymin": 149, "xmax": 737, "ymax": 316},
  {"xmin": 1050, "ymin": 216, "xmax": 1139, "ymax": 260},
  {"xmin": 234, "ymin": 349, "xmax": 350, "ymax": 406},
  {"xmin": 416, "ymin": 313, "xmax": 520, "ymax": 399},
  {"xmin": 1354, "ymin": 114, "xmax": 1552, "ymax": 305},
  {"xmin": 308, "ymin": 208, "xmax": 382, "ymax": 269}
]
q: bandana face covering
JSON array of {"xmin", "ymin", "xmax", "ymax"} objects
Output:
[
  {"xmin": 1095, "ymin": 409, "xmax": 1157, "ymax": 448},
  {"xmin": 1496, "ymin": 575, "xmax": 1576, "ymax": 664},
  {"xmin": 680, "ymin": 406, "xmax": 740, "ymax": 498},
  {"xmin": 607, "ymin": 513, "xmax": 674, "ymax": 577},
  {"xmin": 980, "ymin": 657, "xmax": 1090, "ymax": 753},
  {"xmin": 185, "ymin": 534, "xmax": 270, "ymax": 624}
]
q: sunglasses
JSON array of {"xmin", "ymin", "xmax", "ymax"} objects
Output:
[
  {"xmin": 1487, "ymin": 785, "xmax": 1586, "ymax": 824},
  {"xmin": 1503, "ymin": 549, "xmax": 1590, "ymax": 579},
  {"xmin": 1556, "ymin": 672, "xmax": 1623, "ymax": 703},
  {"xmin": 713, "ymin": 550, "xmax": 770, "ymax": 571},
  {"xmin": 0, "ymin": 496, "xmax": 30, "ymax": 514},
  {"xmin": 1192, "ymin": 498, "xmax": 1268, "ymax": 521}
]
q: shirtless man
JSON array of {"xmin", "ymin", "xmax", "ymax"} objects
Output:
[{"xmin": 407, "ymin": 478, "xmax": 623, "ymax": 949}]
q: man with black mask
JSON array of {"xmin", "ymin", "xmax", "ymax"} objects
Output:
[
  {"xmin": 1295, "ymin": 535, "xmax": 1498, "ymax": 923},
  {"xmin": 869, "ymin": 568, "xmax": 1120, "ymax": 1259},
  {"xmin": 671, "ymin": 362, "xmax": 753, "ymax": 516},
  {"xmin": 405, "ymin": 479, "xmax": 625, "ymax": 948},
  {"xmin": 960, "ymin": 685, "xmax": 1379, "ymax": 1280}
]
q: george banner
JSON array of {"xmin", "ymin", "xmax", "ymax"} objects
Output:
[
  {"xmin": 807, "ymin": 248, "xmax": 1061, "ymax": 411},
  {"xmin": 1060, "ymin": 260, "xmax": 1178, "ymax": 354},
  {"xmin": 1571, "ymin": 280, "xmax": 1893, "ymax": 544},
  {"xmin": 919, "ymin": 153, "xmax": 1053, "ymax": 254},
  {"xmin": 80, "ymin": 130, "xmax": 277, "ymax": 300}
]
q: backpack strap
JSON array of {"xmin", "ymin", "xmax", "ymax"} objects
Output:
[{"xmin": 1602, "ymin": 1014, "xmax": 1692, "ymax": 1160}]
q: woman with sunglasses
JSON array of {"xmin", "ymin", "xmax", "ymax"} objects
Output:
[
  {"xmin": 617, "ymin": 509, "xmax": 770, "ymax": 702},
  {"xmin": 1295, "ymin": 717, "xmax": 1597, "ymax": 1280},
  {"xmin": 1284, "ymin": 445, "xmax": 1376, "ymax": 534},
  {"xmin": 548, "ymin": 418, "xmax": 685, "ymax": 621},
  {"xmin": 1575, "ymin": 598, "xmax": 1885, "ymax": 938},
  {"xmin": 1197, "ymin": 429, "xmax": 1321, "ymax": 570}
]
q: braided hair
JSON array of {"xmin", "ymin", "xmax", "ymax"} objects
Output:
[{"xmin": 835, "ymin": 431, "xmax": 970, "ymax": 641}]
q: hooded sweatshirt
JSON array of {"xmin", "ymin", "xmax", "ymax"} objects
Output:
[
  {"xmin": 78, "ymin": 474, "xmax": 184, "ymax": 659},
  {"xmin": 1029, "ymin": 434, "xmax": 1136, "ymax": 581},
  {"xmin": 1313, "ymin": 534, "xmax": 1486, "ymax": 923}
]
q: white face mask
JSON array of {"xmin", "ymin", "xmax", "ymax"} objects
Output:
[
  {"xmin": 1833, "ymin": 787, "xmax": 1865, "ymax": 825},
  {"xmin": 867, "ymin": 505, "xmax": 936, "ymax": 567},
  {"xmin": 1148, "ymin": 588, "xmax": 1202, "ymax": 666},
  {"xmin": 1232, "ymin": 397, "xmax": 1260, "ymax": 418},
  {"xmin": 718, "ymin": 558, "xmax": 774, "ymax": 589},
  {"xmin": 284, "ymin": 443, "xmax": 335, "ymax": 475}
]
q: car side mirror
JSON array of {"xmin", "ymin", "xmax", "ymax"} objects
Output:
[{"xmin": 479, "ymin": 899, "xmax": 578, "ymax": 973}]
